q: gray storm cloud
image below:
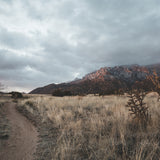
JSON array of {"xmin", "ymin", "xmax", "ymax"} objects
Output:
[{"xmin": 0, "ymin": 0, "xmax": 160, "ymax": 92}]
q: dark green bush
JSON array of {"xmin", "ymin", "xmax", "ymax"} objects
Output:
[
  {"xmin": 10, "ymin": 91, "xmax": 23, "ymax": 99},
  {"xmin": 52, "ymin": 89, "xmax": 72, "ymax": 97}
]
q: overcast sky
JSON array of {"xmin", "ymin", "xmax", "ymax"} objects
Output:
[{"xmin": 0, "ymin": 0, "xmax": 160, "ymax": 92}]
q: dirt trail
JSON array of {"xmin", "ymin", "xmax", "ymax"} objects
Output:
[{"xmin": 0, "ymin": 102, "xmax": 38, "ymax": 160}]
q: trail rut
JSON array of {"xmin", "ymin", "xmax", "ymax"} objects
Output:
[{"xmin": 0, "ymin": 102, "xmax": 38, "ymax": 160}]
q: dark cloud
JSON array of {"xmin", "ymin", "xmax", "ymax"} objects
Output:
[{"xmin": 0, "ymin": 0, "xmax": 160, "ymax": 92}]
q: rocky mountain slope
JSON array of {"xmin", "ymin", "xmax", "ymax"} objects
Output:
[{"xmin": 30, "ymin": 63, "xmax": 160, "ymax": 95}]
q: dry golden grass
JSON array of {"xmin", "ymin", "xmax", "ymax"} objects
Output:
[
  {"xmin": 18, "ymin": 94, "xmax": 160, "ymax": 160},
  {"xmin": 0, "ymin": 94, "xmax": 12, "ymax": 103}
]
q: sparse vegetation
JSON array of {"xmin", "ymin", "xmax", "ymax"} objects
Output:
[
  {"xmin": 126, "ymin": 90, "xmax": 151, "ymax": 129},
  {"xmin": 0, "ymin": 102, "xmax": 10, "ymax": 140},
  {"xmin": 147, "ymin": 71, "xmax": 160, "ymax": 101},
  {"xmin": 17, "ymin": 94, "xmax": 160, "ymax": 160}
]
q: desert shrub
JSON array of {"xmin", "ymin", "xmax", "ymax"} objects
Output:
[
  {"xmin": 11, "ymin": 91, "xmax": 23, "ymax": 99},
  {"xmin": 147, "ymin": 71, "xmax": 160, "ymax": 101},
  {"xmin": 126, "ymin": 90, "xmax": 151, "ymax": 128},
  {"xmin": 52, "ymin": 89, "xmax": 64, "ymax": 97},
  {"xmin": 63, "ymin": 90, "xmax": 72, "ymax": 96},
  {"xmin": 52, "ymin": 89, "xmax": 72, "ymax": 97}
]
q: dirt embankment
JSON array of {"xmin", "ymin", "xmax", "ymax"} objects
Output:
[{"xmin": 0, "ymin": 102, "xmax": 38, "ymax": 160}]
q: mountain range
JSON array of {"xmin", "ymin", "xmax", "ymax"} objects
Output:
[{"xmin": 30, "ymin": 63, "xmax": 160, "ymax": 95}]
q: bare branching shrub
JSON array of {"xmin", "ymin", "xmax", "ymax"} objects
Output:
[
  {"xmin": 126, "ymin": 90, "xmax": 151, "ymax": 128},
  {"xmin": 147, "ymin": 71, "xmax": 160, "ymax": 101}
]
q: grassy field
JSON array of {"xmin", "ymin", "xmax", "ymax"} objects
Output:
[
  {"xmin": 18, "ymin": 94, "xmax": 160, "ymax": 160},
  {"xmin": 0, "ymin": 95, "xmax": 11, "ymax": 142}
]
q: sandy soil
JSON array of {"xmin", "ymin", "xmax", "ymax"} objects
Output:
[{"xmin": 0, "ymin": 102, "xmax": 38, "ymax": 160}]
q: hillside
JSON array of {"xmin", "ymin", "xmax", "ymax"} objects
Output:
[{"xmin": 30, "ymin": 63, "xmax": 160, "ymax": 95}]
